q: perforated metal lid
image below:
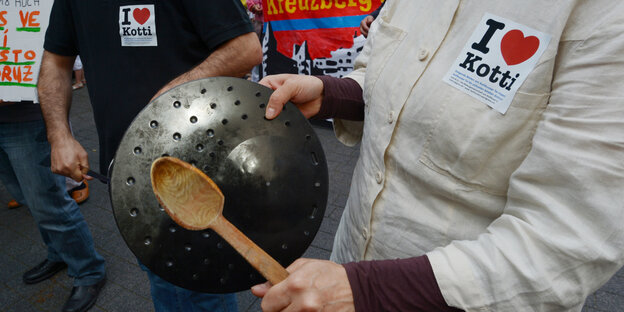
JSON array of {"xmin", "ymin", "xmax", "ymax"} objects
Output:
[{"xmin": 110, "ymin": 77, "xmax": 328, "ymax": 293}]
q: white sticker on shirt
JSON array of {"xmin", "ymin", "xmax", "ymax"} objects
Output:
[
  {"xmin": 119, "ymin": 5, "xmax": 158, "ymax": 47},
  {"xmin": 443, "ymin": 13, "xmax": 551, "ymax": 114}
]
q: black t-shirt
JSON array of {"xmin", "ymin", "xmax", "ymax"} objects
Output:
[
  {"xmin": 44, "ymin": 0, "xmax": 253, "ymax": 174},
  {"xmin": 0, "ymin": 101, "xmax": 42, "ymax": 123}
]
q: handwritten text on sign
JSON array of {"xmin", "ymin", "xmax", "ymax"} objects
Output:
[{"xmin": 0, "ymin": 0, "xmax": 53, "ymax": 102}]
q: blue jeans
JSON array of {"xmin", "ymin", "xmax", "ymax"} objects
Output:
[
  {"xmin": 140, "ymin": 263, "xmax": 238, "ymax": 312},
  {"xmin": 0, "ymin": 120, "xmax": 106, "ymax": 286}
]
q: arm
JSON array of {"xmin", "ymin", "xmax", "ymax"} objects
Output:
[
  {"xmin": 261, "ymin": 75, "xmax": 364, "ymax": 120},
  {"xmin": 38, "ymin": 51, "xmax": 89, "ymax": 181},
  {"xmin": 152, "ymin": 32, "xmax": 262, "ymax": 100}
]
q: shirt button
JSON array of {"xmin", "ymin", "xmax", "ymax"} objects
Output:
[
  {"xmin": 375, "ymin": 171, "xmax": 383, "ymax": 184},
  {"xmin": 418, "ymin": 48, "xmax": 429, "ymax": 61},
  {"xmin": 387, "ymin": 111, "xmax": 394, "ymax": 124}
]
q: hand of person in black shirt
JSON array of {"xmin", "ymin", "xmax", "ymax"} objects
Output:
[
  {"xmin": 251, "ymin": 258, "xmax": 354, "ymax": 312},
  {"xmin": 259, "ymin": 74, "xmax": 324, "ymax": 120}
]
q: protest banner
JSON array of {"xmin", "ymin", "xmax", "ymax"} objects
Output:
[
  {"xmin": 261, "ymin": 0, "xmax": 383, "ymax": 78},
  {"xmin": 0, "ymin": 0, "xmax": 52, "ymax": 102}
]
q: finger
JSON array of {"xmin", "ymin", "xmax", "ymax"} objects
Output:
[
  {"xmin": 82, "ymin": 174, "xmax": 94, "ymax": 181},
  {"xmin": 258, "ymin": 74, "xmax": 287, "ymax": 89},
  {"xmin": 265, "ymin": 80, "xmax": 299, "ymax": 119},
  {"xmin": 69, "ymin": 166, "xmax": 84, "ymax": 182},
  {"xmin": 251, "ymin": 281, "xmax": 271, "ymax": 298},
  {"xmin": 260, "ymin": 278, "xmax": 293, "ymax": 312}
]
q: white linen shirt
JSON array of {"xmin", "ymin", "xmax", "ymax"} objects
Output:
[{"xmin": 330, "ymin": 0, "xmax": 624, "ymax": 311}]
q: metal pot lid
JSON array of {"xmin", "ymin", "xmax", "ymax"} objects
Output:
[{"xmin": 110, "ymin": 77, "xmax": 328, "ymax": 293}]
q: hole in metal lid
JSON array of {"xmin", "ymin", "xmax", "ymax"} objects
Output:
[
  {"xmin": 311, "ymin": 152, "xmax": 319, "ymax": 166},
  {"xmin": 234, "ymin": 100, "xmax": 240, "ymax": 105},
  {"xmin": 169, "ymin": 225, "xmax": 177, "ymax": 233},
  {"xmin": 309, "ymin": 205, "xmax": 318, "ymax": 219},
  {"xmin": 150, "ymin": 120, "xmax": 159, "ymax": 128},
  {"xmin": 221, "ymin": 119, "xmax": 228, "ymax": 125},
  {"xmin": 133, "ymin": 146, "xmax": 142, "ymax": 155},
  {"xmin": 203, "ymin": 258, "xmax": 210, "ymax": 265},
  {"xmin": 304, "ymin": 230, "xmax": 310, "ymax": 236},
  {"xmin": 284, "ymin": 121, "xmax": 291, "ymax": 127},
  {"xmin": 190, "ymin": 116, "xmax": 198, "ymax": 123},
  {"xmin": 209, "ymin": 152, "xmax": 216, "ymax": 158},
  {"xmin": 173, "ymin": 101, "xmax": 181, "ymax": 108},
  {"xmin": 241, "ymin": 114, "xmax": 248, "ymax": 120},
  {"xmin": 255, "ymin": 92, "xmax": 261, "ymax": 97},
  {"xmin": 192, "ymin": 273, "xmax": 199, "ymax": 280},
  {"xmin": 281, "ymin": 244, "xmax": 288, "ymax": 250},
  {"xmin": 305, "ymin": 134, "xmax": 311, "ymax": 140},
  {"xmin": 201, "ymin": 88, "xmax": 206, "ymax": 94},
  {"xmin": 227, "ymin": 86, "xmax": 233, "ymax": 91},
  {"xmin": 184, "ymin": 244, "xmax": 192, "ymax": 252},
  {"xmin": 202, "ymin": 231, "xmax": 210, "ymax": 238},
  {"xmin": 165, "ymin": 260, "xmax": 174, "ymax": 268},
  {"xmin": 144, "ymin": 236, "xmax": 151, "ymax": 245},
  {"xmin": 189, "ymin": 160, "xmax": 197, "ymax": 167},
  {"xmin": 129, "ymin": 208, "xmax": 139, "ymax": 217},
  {"xmin": 126, "ymin": 177, "xmax": 135, "ymax": 186},
  {"xmin": 210, "ymin": 103, "xmax": 217, "ymax": 109},
  {"xmin": 206, "ymin": 129, "xmax": 215, "ymax": 137},
  {"xmin": 161, "ymin": 153, "xmax": 170, "ymax": 157},
  {"xmin": 259, "ymin": 103, "xmax": 266, "ymax": 108},
  {"xmin": 314, "ymin": 181, "xmax": 321, "ymax": 187},
  {"xmin": 173, "ymin": 133, "xmax": 181, "ymax": 141},
  {"xmin": 196, "ymin": 144, "xmax": 204, "ymax": 152},
  {"xmin": 217, "ymin": 242, "xmax": 223, "ymax": 249},
  {"xmin": 217, "ymin": 140, "xmax": 224, "ymax": 146}
]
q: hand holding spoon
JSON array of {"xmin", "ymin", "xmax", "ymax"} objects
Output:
[{"xmin": 150, "ymin": 156, "xmax": 289, "ymax": 285}]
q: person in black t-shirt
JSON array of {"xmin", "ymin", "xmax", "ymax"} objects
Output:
[{"xmin": 37, "ymin": 1, "xmax": 262, "ymax": 311}]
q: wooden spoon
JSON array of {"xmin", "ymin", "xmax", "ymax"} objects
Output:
[{"xmin": 150, "ymin": 156, "xmax": 289, "ymax": 285}]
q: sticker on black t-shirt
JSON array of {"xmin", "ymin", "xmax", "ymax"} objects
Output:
[{"xmin": 119, "ymin": 5, "xmax": 158, "ymax": 47}]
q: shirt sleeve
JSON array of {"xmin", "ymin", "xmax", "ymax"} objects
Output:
[
  {"xmin": 330, "ymin": 12, "xmax": 379, "ymax": 146},
  {"xmin": 344, "ymin": 255, "xmax": 463, "ymax": 312},
  {"xmin": 427, "ymin": 9, "xmax": 624, "ymax": 311},
  {"xmin": 180, "ymin": 0, "xmax": 253, "ymax": 52},
  {"xmin": 43, "ymin": 0, "xmax": 78, "ymax": 56},
  {"xmin": 314, "ymin": 75, "xmax": 364, "ymax": 121}
]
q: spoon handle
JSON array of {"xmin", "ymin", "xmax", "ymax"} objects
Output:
[{"xmin": 211, "ymin": 215, "xmax": 289, "ymax": 285}]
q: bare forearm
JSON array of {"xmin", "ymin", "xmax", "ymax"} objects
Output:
[
  {"xmin": 155, "ymin": 32, "xmax": 262, "ymax": 98},
  {"xmin": 37, "ymin": 51, "xmax": 75, "ymax": 143}
]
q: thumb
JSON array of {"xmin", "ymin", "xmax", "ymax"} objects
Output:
[{"xmin": 251, "ymin": 282, "xmax": 272, "ymax": 298}]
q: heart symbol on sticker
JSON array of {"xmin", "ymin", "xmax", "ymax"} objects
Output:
[
  {"xmin": 133, "ymin": 8, "xmax": 150, "ymax": 25},
  {"xmin": 500, "ymin": 29, "xmax": 540, "ymax": 66}
]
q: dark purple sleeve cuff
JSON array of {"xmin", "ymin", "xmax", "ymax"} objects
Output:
[
  {"xmin": 343, "ymin": 255, "xmax": 463, "ymax": 312},
  {"xmin": 313, "ymin": 75, "xmax": 365, "ymax": 121}
]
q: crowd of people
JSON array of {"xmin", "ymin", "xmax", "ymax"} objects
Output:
[{"xmin": 2, "ymin": 0, "xmax": 624, "ymax": 312}]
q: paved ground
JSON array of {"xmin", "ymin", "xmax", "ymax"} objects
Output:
[{"xmin": 1, "ymin": 86, "xmax": 623, "ymax": 311}]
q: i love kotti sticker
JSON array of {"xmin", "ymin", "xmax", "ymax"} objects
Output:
[
  {"xmin": 119, "ymin": 5, "xmax": 157, "ymax": 47},
  {"xmin": 443, "ymin": 13, "xmax": 551, "ymax": 114}
]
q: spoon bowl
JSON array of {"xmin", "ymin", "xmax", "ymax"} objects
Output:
[{"xmin": 151, "ymin": 156, "xmax": 289, "ymax": 285}]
